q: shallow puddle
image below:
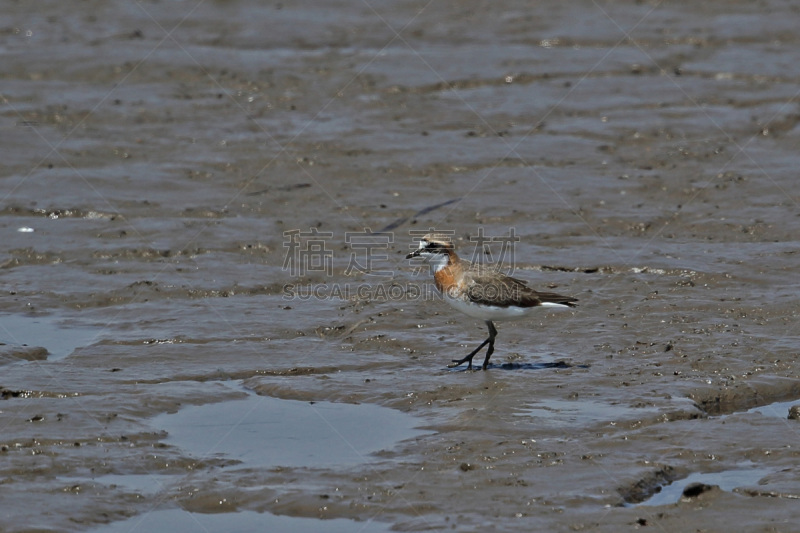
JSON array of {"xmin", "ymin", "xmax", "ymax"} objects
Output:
[
  {"xmin": 90, "ymin": 508, "xmax": 392, "ymax": 533},
  {"xmin": 747, "ymin": 400, "xmax": 800, "ymax": 419},
  {"xmin": 152, "ymin": 384, "xmax": 432, "ymax": 469},
  {"xmin": 637, "ymin": 466, "xmax": 774, "ymax": 507},
  {"xmin": 0, "ymin": 313, "xmax": 102, "ymax": 361}
]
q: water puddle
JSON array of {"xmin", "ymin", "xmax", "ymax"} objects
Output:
[
  {"xmin": 747, "ymin": 400, "xmax": 800, "ymax": 419},
  {"xmin": 91, "ymin": 508, "xmax": 393, "ymax": 533},
  {"xmin": 152, "ymin": 384, "xmax": 431, "ymax": 469},
  {"xmin": 514, "ymin": 399, "xmax": 660, "ymax": 428},
  {"xmin": 637, "ymin": 466, "xmax": 773, "ymax": 507},
  {"xmin": 0, "ymin": 313, "xmax": 102, "ymax": 361},
  {"xmin": 78, "ymin": 387, "xmax": 425, "ymax": 532}
]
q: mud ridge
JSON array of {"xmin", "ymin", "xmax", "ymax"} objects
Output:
[
  {"xmin": 687, "ymin": 377, "xmax": 800, "ymax": 416},
  {"xmin": 618, "ymin": 465, "xmax": 680, "ymax": 505}
]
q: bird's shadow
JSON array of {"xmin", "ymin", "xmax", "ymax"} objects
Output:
[{"xmin": 447, "ymin": 360, "xmax": 589, "ymax": 372}]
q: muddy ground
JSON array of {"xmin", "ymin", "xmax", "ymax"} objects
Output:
[{"xmin": 1, "ymin": 0, "xmax": 799, "ymax": 531}]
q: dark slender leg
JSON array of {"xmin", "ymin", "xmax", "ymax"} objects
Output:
[
  {"xmin": 448, "ymin": 338, "xmax": 490, "ymax": 370},
  {"xmin": 449, "ymin": 321, "xmax": 498, "ymax": 371},
  {"xmin": 481, "ymin": 321, "xmax": 497, "ymax": 370}
]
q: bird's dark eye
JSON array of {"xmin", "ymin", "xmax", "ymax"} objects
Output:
[{"xmin": 425, "ymin": 242, "xmax": 442, "ymax": 251}]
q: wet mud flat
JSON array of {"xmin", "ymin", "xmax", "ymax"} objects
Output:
[{"xmin": 2, "ymin": 0, "xmax": 800, "ymax": 531}]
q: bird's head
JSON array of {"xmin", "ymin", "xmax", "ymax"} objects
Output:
[{"xmin": 406, "ymin": 234, "xmax": 455, "ymax": 271}]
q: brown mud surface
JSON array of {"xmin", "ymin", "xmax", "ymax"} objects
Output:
[{"xmin": 2, "ymin": 1, "xmax": 799, "ymax": 531}]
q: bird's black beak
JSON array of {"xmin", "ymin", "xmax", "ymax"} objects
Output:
[{"xmin": 406, "ymin": 249, "xmax": 421, "ymax": 259}]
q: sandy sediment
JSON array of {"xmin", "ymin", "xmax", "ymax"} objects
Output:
[{"xmin": 1, "ymin": 0, "xmax": 799, "ymax": 531}]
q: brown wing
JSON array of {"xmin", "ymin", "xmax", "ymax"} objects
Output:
[
  {"xmin": 527, "ymin": 290, "xmax": 579, "ymax": 307},
  {"xmin": 464, "ymin": 263, "xmax": 578, "ymax": 308}
]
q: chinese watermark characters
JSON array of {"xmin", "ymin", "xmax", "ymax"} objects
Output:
[{"xmin": 281, "ymin": 226, "xmax": 523, "ymax": 300}]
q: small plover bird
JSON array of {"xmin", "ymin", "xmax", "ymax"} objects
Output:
[{"xmin": 406, "ymin": 233, "xmax": 577, "ymax": 370}]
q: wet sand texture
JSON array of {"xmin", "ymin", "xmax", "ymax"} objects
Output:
[{"xmin": 2, "ymin": 1, "xmax": 800, "ymax": 531}]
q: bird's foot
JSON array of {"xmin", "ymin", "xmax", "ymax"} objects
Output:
[{"xmin": 448, "ymin": 358, "xmax": 474, "ymax": 370}]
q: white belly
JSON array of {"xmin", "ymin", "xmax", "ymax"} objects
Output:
[{"xmin": 443, "ymin": 294, "xmax": 533, "ymax": 321}]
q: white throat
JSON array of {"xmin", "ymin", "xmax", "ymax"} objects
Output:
[{"xmin": 426, "ymin": 252, "xmax": 450, "ymax": 273}]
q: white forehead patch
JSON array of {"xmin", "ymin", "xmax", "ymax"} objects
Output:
[{"xmin": 418, "ymin": 239, "xmax": 428, "ymax": 250}]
